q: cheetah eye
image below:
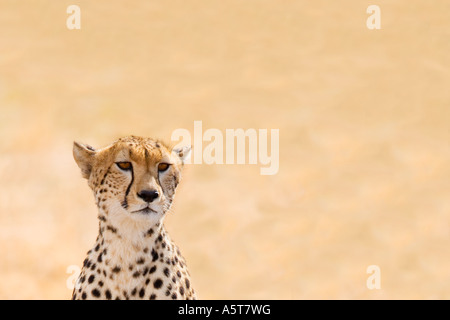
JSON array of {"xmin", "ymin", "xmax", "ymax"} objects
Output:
[
  {"xmin": 158, "ymin": 163, "xmax": 170, "ymax": 172},
  {"xmin": 116, "ymin": 162, "xmax": 132, "ymax": 171}
]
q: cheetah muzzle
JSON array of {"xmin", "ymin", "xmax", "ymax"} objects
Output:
[{"xmin": 71, "ymin": 136, "xmax": 196, "ymax": 300}]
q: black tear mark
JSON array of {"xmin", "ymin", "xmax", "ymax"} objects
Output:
[
  {"xmin": 156, "ymin": 174, "xmax": 162, "ymax": 192},
  {"xmin": 121, "ymin": 163, "xmax": 134, "ymax": 209}
]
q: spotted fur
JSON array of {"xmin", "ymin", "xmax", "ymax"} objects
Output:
[{"xmin": 71, "ymin": 136, "xmax": 196, "ymax": 300}]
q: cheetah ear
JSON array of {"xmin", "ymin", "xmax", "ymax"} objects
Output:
[
  {"xmin": 172, "ymin": 145, "xmax": 191, "ymax": 164},
  {"xmin": 73, "ymin": 141, "xmax": 96, "ymax": 179}
]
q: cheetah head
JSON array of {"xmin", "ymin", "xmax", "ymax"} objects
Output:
[{"xmin": 73, "ymin": 136, "xmax": 190, "ymax": 227}]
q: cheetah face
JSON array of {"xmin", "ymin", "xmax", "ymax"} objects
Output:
[{"xmin": 73, "ymin": 136, "xmax": 190, "ymax": 226}]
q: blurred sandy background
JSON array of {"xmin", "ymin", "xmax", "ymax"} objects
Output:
[{"xmin": 0, "ymin": 0, "xmax": 449, "ymax": 299}]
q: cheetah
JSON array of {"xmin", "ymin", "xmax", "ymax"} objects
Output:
[{"xmin": 71, "ymin": 136, "xmax": 196, "ymax": 300}]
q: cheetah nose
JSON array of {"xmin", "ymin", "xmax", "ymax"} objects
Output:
[{"xmin": 137, "ymin": 190, "xmax": 159, "ymax": 203}]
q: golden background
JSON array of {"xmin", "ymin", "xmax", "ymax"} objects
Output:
[{"xmin": 0, "ymin": 0, "xmax": 448, "ymax": 299}]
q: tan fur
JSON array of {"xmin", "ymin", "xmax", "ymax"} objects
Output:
[{"xmin": 72, "ymin": 136, "xmax": 195, "ymax": 300}]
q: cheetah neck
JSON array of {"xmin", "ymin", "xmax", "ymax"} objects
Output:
[
  {"xmin": 96, "ymin": 206, "xmax": 169, "ymax": 259},
  {"xmin": 74, "ymin": 206, "xmax": 195, "ymax": 300},
  {"xmin": 82, "ymin": 209, "xmax": 176, "ymax": 292}
]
